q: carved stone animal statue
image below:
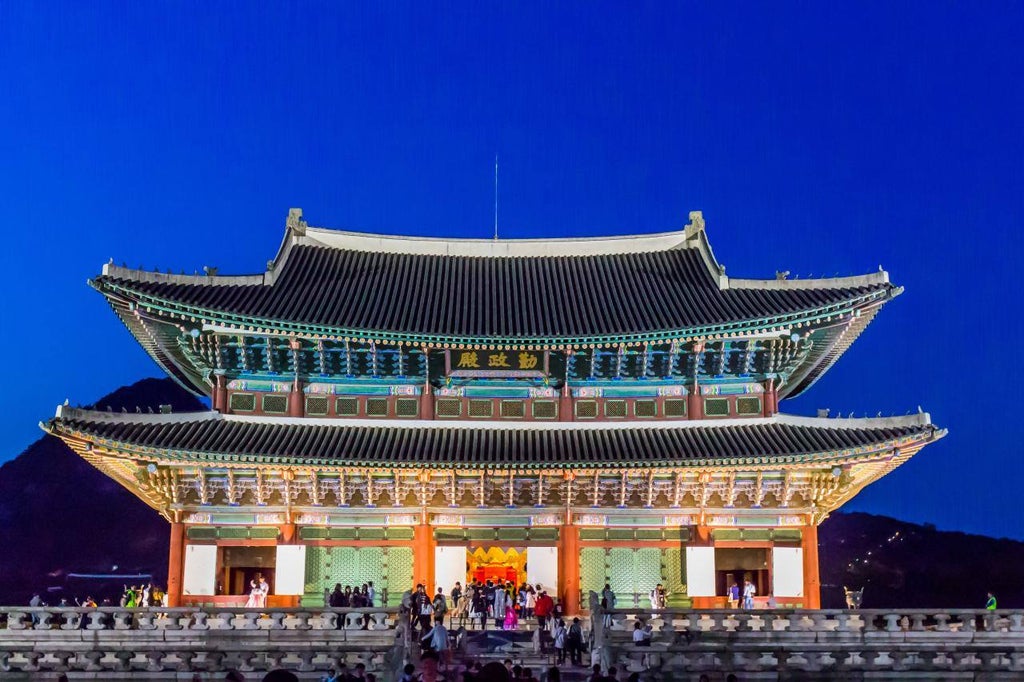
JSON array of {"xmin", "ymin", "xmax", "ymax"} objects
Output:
[{"xmin": 844, "ymin": 586, "xmax": 864, "ymax": 610}]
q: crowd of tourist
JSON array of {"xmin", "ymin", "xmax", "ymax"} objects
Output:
[
  {"xmin": 401, "ymin": 581, "xmax": 558, "ymax": 634},
  {"xmin": 328, "ymin": 581, "xmax": 377, "ymax": 608}
]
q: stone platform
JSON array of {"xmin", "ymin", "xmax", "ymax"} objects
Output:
[{"xmin": 2, "ymin": 606, "xmax": 1024, "ymax": 680}]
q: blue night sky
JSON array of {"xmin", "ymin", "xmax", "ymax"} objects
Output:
[{"xmin": 1, "ymin": 3, "xmax": 1021, "ymax": 537}]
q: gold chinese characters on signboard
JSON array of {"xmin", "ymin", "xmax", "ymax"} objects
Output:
[{"xmin": 454, "ymin": 350, "xmax": 542, "ymax": 372}]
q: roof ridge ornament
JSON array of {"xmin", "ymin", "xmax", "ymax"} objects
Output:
[
  {"xmin": 683, "ymin": 210, "xmax": 705, "ymax": 240},
  {"xmin": 287, "ymin": 208, "xmax": 307, "ymax": 236}
]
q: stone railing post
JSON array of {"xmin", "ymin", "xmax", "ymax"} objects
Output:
[
  {"xmin": 237, "ymin": 611, "xmax": 260, "ymax": 630},
  {"xmin": 145, "ymin": 651, "xmax": 166, "ymax": 672},
  {"xmin": 320, "ymin": 611, "xmax": 339, "ymax": 630},
  {"xmin": 82, "ymin": 651, "xmax": 104, "ymax": 671},
  {"xmin": 190, "ymin": 609, "xmax": 210, "ymax": 630},
  {"xmin": 834, "ymin": 612, "xmax": 852, "ymax": 632},
  {"xmin": 85, "ymin": 610, "xmax": 107, "ymax": 630},
  {"xmin": 174, "ymin": 651, "xmax": 196, "ymax": 671},
  {"xmin": 293, "ymin": 610, "xmax": 314, "ymax": 630},
  {"xmin": 136, "ymin": 610, "xmax": 158, "ymax": 630},
  {"xmin": 59, "ymin": 609, "xmax": 82, "ymax": 630},
  {"xmin": 113, "ymin": 610, "xmax": 134, "ymax": 630},
  {"xmin": 6, "ymin": 610, "xmax": 27, "ymax": 630}
]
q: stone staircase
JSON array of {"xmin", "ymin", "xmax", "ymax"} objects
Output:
[{"xmin": 445, "ymin": 628, "xmax": 595, "ymax": 681}]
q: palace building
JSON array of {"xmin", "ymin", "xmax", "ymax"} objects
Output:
[{"xmin": 45, "ymin": 209, "xmax": 944, "ymax": 612}]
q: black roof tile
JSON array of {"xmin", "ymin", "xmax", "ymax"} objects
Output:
[
  {"xmin": 103, "ymin": 246, "xmax": 885, "ymax": 340},
  {"xmin": 51, "ymin": 412, "xmax": 935, "ymax": 469}
]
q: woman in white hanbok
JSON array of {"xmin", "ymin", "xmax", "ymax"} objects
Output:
[{"xmin": 245, "ymin": 574, "xmax": 269, "ymax": 609}]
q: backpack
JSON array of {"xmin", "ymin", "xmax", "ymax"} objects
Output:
[{"xmin": 434, "ymin": 595, "xmax": 447, "ymax": 614}]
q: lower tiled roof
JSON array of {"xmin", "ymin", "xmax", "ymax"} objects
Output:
[{"xmin": 44, "ymin": 409, "xmax": 941, "ymax": 469}]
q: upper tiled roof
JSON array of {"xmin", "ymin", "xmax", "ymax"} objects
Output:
[
  {"xmin": 96, "ymin": 212, "xmax": 894, "ymax": 343},
  {"xmin": 45, "ymin": 408, "xmax": 941, "ymax": 469}
]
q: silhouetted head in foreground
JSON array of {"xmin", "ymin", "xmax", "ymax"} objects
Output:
[
  {"xmin": 477, "ymin": 661, "xmax": 512, "ymax": 682},
  {"xmin": 262, "ymin": 671, "xmax": 299, "ymax": 682}
]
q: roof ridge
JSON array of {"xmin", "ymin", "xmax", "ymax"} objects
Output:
[
  {"xmin": 47, "ymin": 406, "xmax": 933, "ymax": 432},
  {"xmin": 300, "ymin": 226, "xmax": 694, "ymax": 258}
]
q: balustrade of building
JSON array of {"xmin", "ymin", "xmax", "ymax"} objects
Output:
[
  {"xmin": 591, "ymin": 606, "xmax": 1024, "ymax": 678},
  {"xmin": 0, "ymin": 607, "xmax": 406, "ymax": 679},
  {"xmin": 6, "ymin": 605, "xmax": 1024, "ymax": 679}
]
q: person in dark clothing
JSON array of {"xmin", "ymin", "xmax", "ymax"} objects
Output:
[{"xmin": 568, "ymin": 617, "xmax": 585, "ymax": 665}]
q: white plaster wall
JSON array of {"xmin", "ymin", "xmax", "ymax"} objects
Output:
[
  {"xmin": 183, "ymin": 545, "xmax": 218, "ymax": 596},
  {"xmin": 771, "ymin": 547, "xmax": 804, "ymax": 597},
  {"xmin": 275, "ymin": 545, "xmax": 307, "ymax": 595},
  {"xmin": 435, "ymin": 546, "xmax": 466, "ymax": 596},
  {"xmin": 686, "ymin": 547, "xmax": 716, "ymax": 597},
  {"xmin": 526, "ymin": 546, "xmax": 558, "ymax": 594}
]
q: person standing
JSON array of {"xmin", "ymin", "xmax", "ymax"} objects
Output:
[
  {"xmin": 432, "ymin": 587, "xmax": 448, "ymax": 627},
  {"xmin": 423, "ymin": 616, "xmax": 451, "ymax": 665},
  {"xmin": 742, "ymin": 579, "xmax": 755, "ymax": 610},
  {"xmin": 366, "ymin": 581, "xmax": 375, "ymax": 608},
  {"xmin": 600, "ymin": 584, "xmax": 616, "ymax": 627},
  {"xmin": 648, "ymin": 583, "xmax": 666, "ymax": 610},
  {"xmin": 485, "ymin": 580, "xmax": 496, "ymax": 619},
  {"xmin": 553, "ymin": 618, "xmax": 568, "ymax": 665},
  {"xmin": 493, "ymin": 583, "xmax": 507, "ymax": 628},
  {"xmin": 472, "ymin": 584, "xmax": 488, "ymax": 630},
  {"xmin": 29, "ymin": 593, "xmax": 42, "ymax": 627},
  {"xmin": 503, "ymin": 588, "xmax": 519, "ymax": 630},
  {"xmin": 535, "ymin": 590, "xmax": 554, "ymax": 631},
  {"xmin": 418, "ymin": 589, "xmax": 435, "ymax": 634},
  {"xmin": 450, "ymin": 582, "xmax": 462, "ymax": 613},
  {"xmin": 728, "ymin": 581, "xmax": 740, "ymax": 609},
  {"xmin": 567, "ymin": 617, "xmax": 584, "ymax": 666}
]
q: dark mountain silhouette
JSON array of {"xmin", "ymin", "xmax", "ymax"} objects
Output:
[
  {"xmin": 819, "ymin": 510, "xmax": 1024, "ymax": 609},
  {"xmin": 0, "ymin": 378, "xmax": 203, "ymax": 605},
  {"xmin": 1, "ymin": 377, "xmax": 1018, "ymax": 609}
]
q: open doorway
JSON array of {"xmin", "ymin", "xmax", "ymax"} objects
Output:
[
  {"xmin": 467, "ymin": 547, "xmax": 527, "ymax": 587},
  {"xmin": 714, "ymin": 547, "xmax": 769, "ymax": 601},
  {"xmin": 219, "ymin": 546, "xmax": 276, "ymax": 597}
]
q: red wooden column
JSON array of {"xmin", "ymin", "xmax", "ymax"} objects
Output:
[
  {"xmin": 762, "ymin": 378, "xmax": 776, "ymax": 417},
  {"xmin": 687, "ymin": 381, "xmax": 701, "ymax": 420},
  {"xmin": 420, "ymin": 383, "xmax": 435, "ymax": 420},
  {"xmin": 288, "ymin": 339, "xmax": 304, "ymax": 417},
  {"xmin": 288, "ymin": 379, "xmax": 304, "ymax": 417},
  {"xmin": 559, "ymin": 383, "xmax": 574, "ymax": 422},
  {"xmin": 413, "ymin": 521, "xmax": 435, "ymax": 591},
  {"xmin": 802, "ymin": 523, "xmax": 821, "ymax": 609},
  {"xmin": 690, "ymin": 524, "xmax": 716, "ymax": 608},
  {"xmin": 166, "ymin": 522, "xmax": 185, "ymax": 607},
  {"xmin": 559, "ymin": 518, "xmax": 580, "ymax": 615},
  {"xmin": 559, "ymin": 350, "xmax": 573, "ymax": 422},
  {"xmin": 213, "ymin": 374, "xmax": 228, "ymax": 413},
  {"xmin": 420, "ymin": 348, "xmax": 435, "ymax": 419}
]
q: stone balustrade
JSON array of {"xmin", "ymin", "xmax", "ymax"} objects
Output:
[
  {"xmin": 0, "ymin": 606, "xmax": 408, "ymax": 680},
  {"xmin": 5, "ymin": 605, "xmax": 1024, "ymax": 679},
  {"xmin": 593, "ymin": 607, "xmax": 1024, "ymax": 679}
]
